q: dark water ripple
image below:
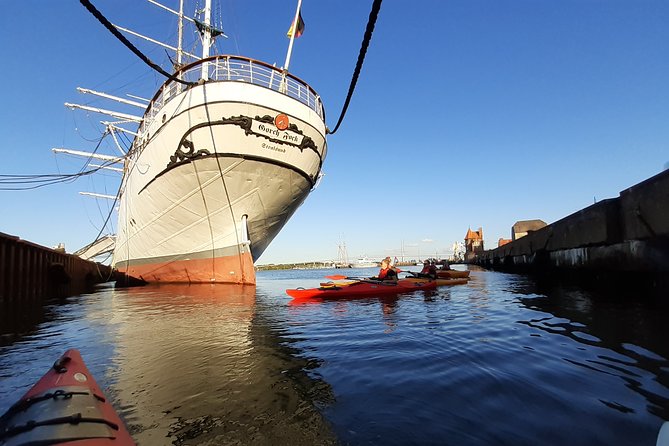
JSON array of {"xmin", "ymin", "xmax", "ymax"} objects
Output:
[{"xmin": 1, "ymin": 267, "xmax": 668, "ymax": 445}]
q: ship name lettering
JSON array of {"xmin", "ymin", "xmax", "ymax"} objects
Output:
[
  {"xmin": 262, "ymin": 142, "xmax": 286, "ymax": 153},
  {"xmin": 258, "ymin": 123, "xmax": 279, "ymax": 137},
  {"xmin": 282, "ymin": 133, "xmax": 299, "ymax": 143}
]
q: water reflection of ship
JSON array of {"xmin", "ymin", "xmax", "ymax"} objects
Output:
[{"xmin": 109, "ymin": 284, "xmax": 334, "ymax": 444}]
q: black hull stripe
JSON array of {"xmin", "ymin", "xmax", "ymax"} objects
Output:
[
  {"xmin": 137, "ymin": 97, "xmax": 326, "ymax": 161},
  {"xmin": 138, "ymin": 152, "xmax": 314, "ymax": 195}
]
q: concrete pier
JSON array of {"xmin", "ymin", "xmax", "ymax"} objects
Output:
[
  {"xmin": 472, "ymin": 169, "xmax": 669, "ymax": 291},
  {"xmin": 0, "ymin": 231, "xmax": 113, "ymax": 305}
]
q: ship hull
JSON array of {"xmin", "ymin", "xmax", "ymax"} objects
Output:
[
  {"xmin": 112, "ymin": 58, "xmax": 327, "ymax": 284},
  {"xmin": 115, "ymin": 244, "xmax": 256, "ymax": 284}
]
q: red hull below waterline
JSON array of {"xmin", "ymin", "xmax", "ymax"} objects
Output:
[
  {"xmin": 115, "ymin": 250, "xmax": 256, "ymax": 284},
  {"xmin": 286, "ymin": 279, "xmax": 437, "ymax": 299},
  {"xmin": 0, "ymin": 349, "xmax": 135, "ymax": 446}
]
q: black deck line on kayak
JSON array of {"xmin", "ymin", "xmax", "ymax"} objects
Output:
[
  {"xmin": 317, "ymin": 279, "xmax": 408, "ymax": 291},
  {"xmin": 1, "ymin": 390, "xmax": 92, "ymax": 419},
  {"xmin": 0, "ymin": 414, "xmax": 120, "ymax": 439},
  {"xmin": 347, "ymin": 278, "xmax": 399, "ymax": 286}
]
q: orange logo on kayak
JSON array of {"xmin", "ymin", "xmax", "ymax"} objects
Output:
[{"xmin": 275, "ymin": 114, "xmax": 289, "ymax": 130}]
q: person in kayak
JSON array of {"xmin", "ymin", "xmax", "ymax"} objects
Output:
[
  {"xmin": 384, "ymin": 256, "xmax": 402, "ymax": 274},
  {"xmin": 413, "ymin": 260, "xmax": 437, "ymax": 279},
  {"xmin": 376, "ymin": 258, "xmax": 398, "ymax": 281}
]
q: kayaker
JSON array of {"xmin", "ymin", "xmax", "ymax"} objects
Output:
[
  {"xmin": 440, "ymin": 260, "xmax": 451, "ymax": 270},
  {"xmin": 376, "ymin": 258, "xmax": 398, "ymax": 281},
  {"xmin": 416, "ymin": 260, "xmax": 437, "ymax": 279},
  {"xmin": 385, "ymin": 256, "xmax": 402, "ymax": 272}
]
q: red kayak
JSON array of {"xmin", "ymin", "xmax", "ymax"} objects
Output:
[
  {"xmin": 0, "ymin": 349, "xmax": 135, "ymax": 445},
  {"xmin": 286, "ymin": 278, "xmax": 437, "ymax": 299},
  {"xmin": 436, "ymin": 270, "xmax": 470, "ymax": 279},
  {"xmin": 404, "ymin": 277, "xmax": 469, "ymax": 286}
]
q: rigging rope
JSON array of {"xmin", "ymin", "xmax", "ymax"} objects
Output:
[
  {"xmin": 327, "ymin": 0, "xmax": 383, "ymax": 135},
  {"xmin": 79, "ymin": 0, "xmax": 194, "ymax": 86},
  {"xmin": 0, "ymin": 168, "xmax": 109, "ymax": 190},
  {"xmin": 0, "ymin": 133, "xmax": 117, "ymax": 191}
]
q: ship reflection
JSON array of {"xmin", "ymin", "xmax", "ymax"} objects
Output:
[{"xmin": 108, "ymin": 284, "xmax": 334, "ymax": 445}]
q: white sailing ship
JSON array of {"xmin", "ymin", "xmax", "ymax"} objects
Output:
[{"xmin": 62, "ymin": 0, "xmax": 327, "ymax": 284}]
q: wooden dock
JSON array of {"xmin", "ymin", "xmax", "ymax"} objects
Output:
[{"xmin": 0, "ymin": 231, "xmax": 113, "ymax": 305}]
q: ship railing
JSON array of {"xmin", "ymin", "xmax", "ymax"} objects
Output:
[{"xmin": 139, "ymin": 55, "xmax": 324, "ymax": 136}]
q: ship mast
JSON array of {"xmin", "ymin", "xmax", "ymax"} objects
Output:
[
  {"xmin": 283, "ymin": 0, "xmax": 303, "ymax": 71},
  {"xmin": 201, "ymin": 0, "xmax": 212, "ymax": 80},
  {"xmin": 177, "ymin": 0, "xmax": 184, "ymax": 67}
]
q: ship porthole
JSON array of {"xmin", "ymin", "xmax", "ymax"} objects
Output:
[{"xmin": 162, "ymin": 114, "xmax": 166, "ymax": 123}]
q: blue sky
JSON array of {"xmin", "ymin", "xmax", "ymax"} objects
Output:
[{"xmin": 1, "ymin": 0, "xmax": 667, "ymax": 264}]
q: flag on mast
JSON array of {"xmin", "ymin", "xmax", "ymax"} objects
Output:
[{"xmin": 287, "ymin": 11, "xmax": 305, "ymax": 38}]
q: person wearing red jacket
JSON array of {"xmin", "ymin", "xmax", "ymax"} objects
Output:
[
  {"xmin": 377, "ymin": 258, "xmax": 398, "ymax": 281},
  {"xmin": 417, "ymin": 260, "xmax": 437, "ymax": 279}
]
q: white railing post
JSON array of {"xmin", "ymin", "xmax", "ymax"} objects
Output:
[{"xmin": 136, "ymin": 57, "xmax": 322, "ymax": 127}]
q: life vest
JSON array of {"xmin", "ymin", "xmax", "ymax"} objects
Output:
[{"xmin": 378, "ymin": 268, "xmax": 398, "ymax": 280}]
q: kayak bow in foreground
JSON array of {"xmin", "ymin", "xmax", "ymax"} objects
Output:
[
  {"xmin": 286, "ymin": 279, "xmax": 437, "ymax": 299},
  {"xmin": 0, "ymin": 349, "xmax": 135, "ymax": 446}
]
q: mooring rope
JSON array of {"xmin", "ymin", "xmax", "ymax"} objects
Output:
[
  {"xmin": 79, "ymin": 0, "xmax": 194, "ymax": 86},
  {"xmin": 80, "ymin": 0, "xmax": 383, "ymax": 131},
  {"xmin": 327, "ymin": 0, "xmax": 383, "ymax": 135}
]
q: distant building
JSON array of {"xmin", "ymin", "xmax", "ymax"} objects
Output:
[
  {"xmin": 512, "ymin": 219, "xmax": 547, "ymax": 241},
  {"xmin": 498, "ymin": 238, "xmax": 512, "ymax": 247},
  {"xmin": 464, "ymin": 227, "xmax": 484, "ymax": 262}
]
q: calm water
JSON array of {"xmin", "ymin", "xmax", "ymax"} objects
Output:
[{"xmin": 1, "ymin": 267, "xmax": 668, "ymax": 445}]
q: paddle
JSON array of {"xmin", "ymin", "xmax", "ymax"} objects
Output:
[
  {"xmin": 324, "ymin": 275, "xmax": 378, "ymax": 283},
  {"xmin": 326, "ymin": 267, "xmax": 403, "ymax": 281},
  {"xmin": 325, "ymin": 274, "xmax": 350, "ymax": 280},
  {"xmin": 325, "ymin": 275, "xmax": 386, "ymax": 282},
  {"xmin": 323, "ymin": 275, "xmax": 398, "ymax": 286},
  {"xmin": 404, "ymin": 271, "xmax": 441, "ymax": 281}
]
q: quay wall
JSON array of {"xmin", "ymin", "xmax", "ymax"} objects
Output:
[
  {"xmin": 0, "ymin": 231, "xmax": 113, "ymax": 306},
  {"xmin": 473, "ymin": 169, "xmax": 669, "ymax": 277}
]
